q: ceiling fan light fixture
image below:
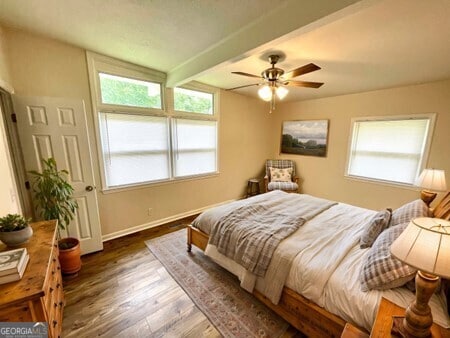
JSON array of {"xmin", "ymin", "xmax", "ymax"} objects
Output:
[
  {"xmin": 258, "ymin": 85, "xmax": 272, "ymax": 101},
  {"xmin": 276, "ymin": 86, "xmax": 288, "ymax": 100}
]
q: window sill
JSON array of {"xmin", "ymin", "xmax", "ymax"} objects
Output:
[
  {"xmin": 100, "ymin": 171, "xmax": 220, "ymax": 194},
  {"xmin": 344, "ymin": 174, "xmax": 420, "ymax": 191}
]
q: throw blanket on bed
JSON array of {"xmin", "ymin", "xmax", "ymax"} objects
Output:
[{"xmin": 208, "ymin": 193, "xmax": 337, "ymax": 278}]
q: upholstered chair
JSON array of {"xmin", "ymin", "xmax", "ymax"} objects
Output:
[{"xmin": 264, "ymin": 159, "xmax": 299, "ymax": 193}]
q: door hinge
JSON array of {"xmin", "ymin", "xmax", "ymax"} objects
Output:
[
  {"xmin": 11, "ymin": 113, "xmax": 17, "ymax": 123},
  {"xmin": 25, "ymin": 181, "xmax": 31, "ymax": 190}
]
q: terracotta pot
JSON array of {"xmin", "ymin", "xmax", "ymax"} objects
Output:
[
  {"xmin": 0, "ymin": 226, "xmax": 33, "ymax": 247},
  {"xmin": 58, "ymin": 237, "xmax": 81, "ymax": 275}
]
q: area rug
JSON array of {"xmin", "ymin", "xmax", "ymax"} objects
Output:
[{"xmin": 145, "ymin": 229, "xmax": 289, "ymax": 338}]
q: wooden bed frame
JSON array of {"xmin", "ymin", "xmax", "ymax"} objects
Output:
[{"xmin": 186, "ymin": 192, "xmax": 450, "ymax": 337}]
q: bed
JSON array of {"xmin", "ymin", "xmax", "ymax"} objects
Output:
[{"xmin": 187, "ymin": 191, "xmax": 450, "ymax": 337}]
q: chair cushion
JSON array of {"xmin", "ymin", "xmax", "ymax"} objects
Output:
[
  {"xmin": 360, "ymin": 222, "xmax": 416, "ymax": 291},
  {"xmin": 267, "ymin": 181, "xmax": 298, "ymax": 191},
  {"xmin": 269, "ymin": 167, "xmax": 292, "ymax": 182},
  {"xmin": 359, "ymin": 208, "xmax": 392, "ymax": 249}
]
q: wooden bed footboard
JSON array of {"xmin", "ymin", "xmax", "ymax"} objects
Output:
[{"xmin": 186, "ymin": 224, "xmax": 347, "ymax": 337}]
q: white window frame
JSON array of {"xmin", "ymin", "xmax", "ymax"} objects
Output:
[
  {"xmin": 169, "ymin": 82, "xmax": 219, "ymax": 180},
  {"xmin": 87, "ymin": 52, "xmax": 219, "ymax": 192},
  {"xmin": 172, "ymin": 81, "xmax": 217, "ymax": 117},
  {"xmin": 345, "ymin": 113, "xmax": 436, "ymax": 187}
]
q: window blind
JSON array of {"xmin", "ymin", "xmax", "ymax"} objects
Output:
[
  {"xmin": 99, "ymin": 112, "xmax": 170, "ymax": 187},
  {"xmin": 172, "ymin": 118, "xmax": 217, "ymax": 177},
  {"xmin": 348, "ymin": 118, "xmax": 430, "ymax": 184}
]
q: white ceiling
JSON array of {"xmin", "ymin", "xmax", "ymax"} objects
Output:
[{"xmin": 0, "ymin": 0, "xmax": 450, "ymax": 102}]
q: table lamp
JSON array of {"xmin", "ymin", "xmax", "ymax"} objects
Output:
[
  {"xmin": 415, "ymin": 169, "xmax": 447, "ymax": 206},
  {"xmin": 390, "ymin": 217, "xmax": 450, "ymax": 337}
]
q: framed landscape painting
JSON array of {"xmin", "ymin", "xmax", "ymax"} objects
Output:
[{"xmin": 281, "ymin": 120, "xmax": 329, "ymax": 157}]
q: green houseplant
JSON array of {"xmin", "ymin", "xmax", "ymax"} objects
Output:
[
  {"xmin": 29, "ymin": 158, "xmax": 81, "ymax": 274},
  {"xmin": 0, "ymin": 213, "xmax": 33, "ymax": 246}
]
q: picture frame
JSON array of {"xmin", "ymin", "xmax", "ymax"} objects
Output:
[{"xmin": 280, "ymin": 119, "xmax": 329, "ymax": 157}]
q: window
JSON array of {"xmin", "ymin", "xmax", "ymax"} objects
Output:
[
  {"xmin": 174, "ymin": 87, "xmax": 213, "ymax": 115},
  {"xmin": 347, "ymin": 115, "xmax": 435, "ymax": 185},
  {"xmin": 172, "ymin": 119, "xmax": 217, "ymax": 177},
  {"xmin": 99, "ymin": 113, "xmax": 170, "ymax": 187},
  {"xmin": 87, "ymin": 52, "xmax": 219, "ymax": 190},
  {"xmin": 99, "ymin": 73, "xmax": 162, "ymax": 109}
]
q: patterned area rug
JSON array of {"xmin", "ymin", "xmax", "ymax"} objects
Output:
[{"xmin": 145, "ymin": 229, "xmax": 289, "ymax": 338}]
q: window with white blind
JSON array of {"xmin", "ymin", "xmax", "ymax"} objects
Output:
[
  {"xmin": 346, "ymin": 115, "xmax": 435, "ymax": 185},
  {"xmin": 87, "ymin": 52, "xmax": 219, "ymax": 190},
  {"xmin": 172, "ymin": 119, "xmax": 217, "ymax": 177},
  {"xmin": 99, "ymin": 113, "xmax": 170, "ymax": 187}
]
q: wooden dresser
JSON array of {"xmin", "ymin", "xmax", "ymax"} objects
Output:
[{"xmin": 0, "ymin": 221, "xmax": 64, "ymax": 338}]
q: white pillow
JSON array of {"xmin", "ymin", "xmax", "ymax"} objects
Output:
[{"xmin": 269, "ymin": 167, "xmax": 292, "ymax": 182}]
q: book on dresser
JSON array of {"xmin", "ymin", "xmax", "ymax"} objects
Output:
[{"xmin": 0, "ymin": 248, "xmax": 29, "ymax": 284}]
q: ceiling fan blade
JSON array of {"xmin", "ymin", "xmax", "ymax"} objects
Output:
[
  {"xmin": 283, "ymin": 63, "xmax": 321, "ymax": 79},
  {"xmin": 226, "ymin": 83, "xmax": 261, "ymax": 91},
  {"xmin": 283, "ymin": 80, "xmax": 324, "ymax": 88},
  {"xmin": 231, "ymin": 71, "xmax": 262, "ymax": 79}
]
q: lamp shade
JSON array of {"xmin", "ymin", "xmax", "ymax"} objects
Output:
[
  {"xmin": 258, "ymin": 85, "xmax": 272, "ymax": 101},
  {"xmin": 275, "ymin": 86, "xmax": 288, "ymax": 100},
  {"xmin": 415, "ymin": 169, "xmax": 447, "ymax": 191},
  {"xmin": 391, "ymin": 217, "xmax": 450, "ymax": 279}
]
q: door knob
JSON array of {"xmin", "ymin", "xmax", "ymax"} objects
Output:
[{"xmin": 85, "ymin": 185, "xmax": 94, "ymax": 192}]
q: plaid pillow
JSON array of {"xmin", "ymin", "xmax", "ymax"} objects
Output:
[
  {"xmin": 390, "ymin": 199, "xmax": 429, "ymax": 226},
  {"xmin": 359, "ymin": 208, "xmax": 392, "ymax": 249},
  {"xmin": 360, "ymin": 222, "xmax": 416, "ymax": 291}
]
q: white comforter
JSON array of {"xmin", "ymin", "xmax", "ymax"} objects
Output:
[{"xmin": 194, "ymin": 191, "xmax": 450, "ymax": 331}]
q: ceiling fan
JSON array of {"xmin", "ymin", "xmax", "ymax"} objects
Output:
[{"xmin": 227, "ymin": 54, "xmax": 323, "ymax": 112}]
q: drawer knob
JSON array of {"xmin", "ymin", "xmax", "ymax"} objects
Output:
[
  {"xmin": 56, "ymin": 283, "xmax": 60, "ymax": 288},
  {"xmin": 53, "ymin": 258, "xmax": 57, "ymax": 262},
  {"xmin": 54, "ymin": 302, "xmax": 58, "ymax": 308},
  {"xmin": 53, "ymin": 320, "xmax": 57, "ymax": 328},
  {"xmin": 59, "ymin": 301, "xmax": 64, "ymax": 307},
  {"xmin": 49, "ymin": 287, "xmax": 54, "ymax": 293}
]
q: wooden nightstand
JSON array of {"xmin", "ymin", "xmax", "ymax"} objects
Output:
[
  {"xmin": 371, "ymin": 297, "xmax": 450, "ymax": 338},
  {"xmin": 341, "ymin": 323, "xmax": 369, "ymax": 338}
]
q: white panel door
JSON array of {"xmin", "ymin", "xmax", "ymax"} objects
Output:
[{"xmin": 13, "ymin": 96, "xmax": 103, "ymax": 254}]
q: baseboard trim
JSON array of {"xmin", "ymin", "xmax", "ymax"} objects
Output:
[{"xmin": 101, "ymin": 198, "xmax": 239, "ymax": 242}]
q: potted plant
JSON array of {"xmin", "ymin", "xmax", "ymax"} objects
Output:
[
  {"xmin": 0, "ymin": 214, "xmax": 33, "ymax": 247},
  {"xmin": 29, "ymin": 158, "xmax": 81, "ymax": 275}
]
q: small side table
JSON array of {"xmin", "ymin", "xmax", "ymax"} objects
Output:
[
  {"xmin": 246, "ymin": 178, "xmax": 260, "ymax": 198},
  {"xmin": 341, "ymin": 323, "xmax": 369, "ymax": 338},
  {"xmin": 371, "ymin": 298, "xmax": 449, "ymax": 337}
]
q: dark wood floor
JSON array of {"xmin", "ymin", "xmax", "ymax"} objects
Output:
[{"xmin": 61, "ymin": 217, "xmax": 302, "ymax": 337}]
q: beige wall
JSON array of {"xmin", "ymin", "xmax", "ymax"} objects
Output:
[
  {"xmin": 272, "ymin": 80, "xmax": 450, "ymax": 210},
  {"xmin": 5, "ymin": 28, "xmax": 272, "ymax": 236},
  {"xmin": 0, "ymin": 26, "xmax": 12, "ymax": 91}
]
